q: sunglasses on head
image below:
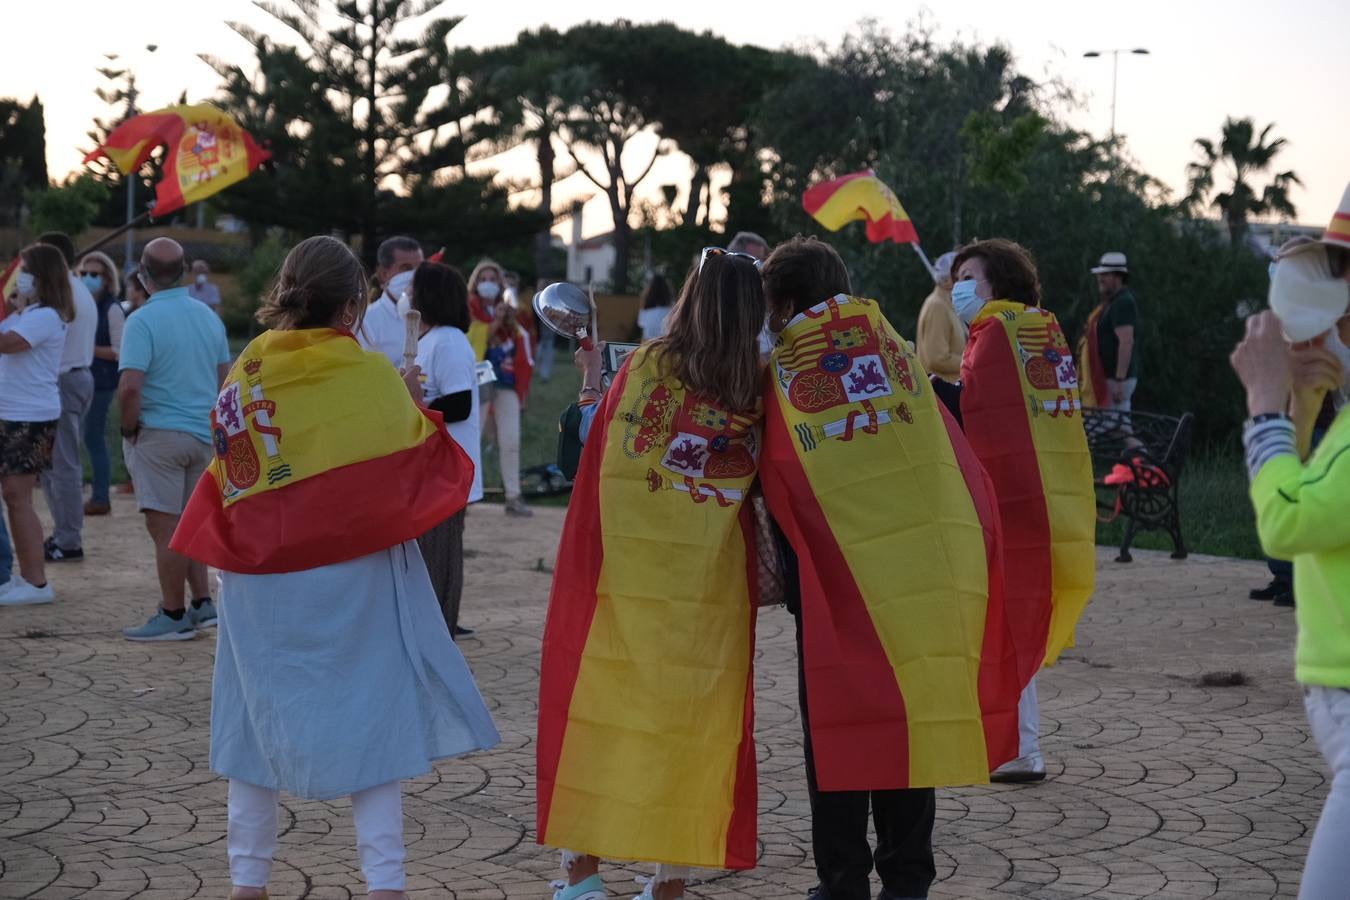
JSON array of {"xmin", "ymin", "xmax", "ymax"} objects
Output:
[{"xmin": 697, "ymin": 246, "xmax": 763, "ymax": 274}]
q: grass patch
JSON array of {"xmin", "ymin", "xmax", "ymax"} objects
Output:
[{"xmin": 1095, "ymin": 449, "xmax": 1263, "ymax": 560}]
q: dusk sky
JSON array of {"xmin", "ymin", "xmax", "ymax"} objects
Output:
[{"xmin": 5, "ymin": 0, "xmax": 1347, "ymax": 239}]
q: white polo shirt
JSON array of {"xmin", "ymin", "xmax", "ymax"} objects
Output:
[
  {"xmin": 357, "ymin": 293, "xmax": 406, "ymax": 367},
  {"xmin": 61, "ymin": 273, "xmax": 97, "ymax": 372}
]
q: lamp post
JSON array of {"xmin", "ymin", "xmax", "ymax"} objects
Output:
[
  {"xmin": 100, "ymin": 44, "xmax": 158, "ymax": 269},
  {"xmin": 1083, "ymin": 48, "xmax": 1150, "ymax": 138}
]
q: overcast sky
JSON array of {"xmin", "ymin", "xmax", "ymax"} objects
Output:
[{"xmin": 5, "ymin": 0, "xmax": 1347, "ymax": 240}]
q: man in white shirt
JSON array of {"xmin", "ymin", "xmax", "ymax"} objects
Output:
[
  {"xmin": 36, "ymin": 233, "xmax": 96, "ymax": 562},
  {"xmin": 359, "ymin": 236, "xmax": 423, "ymax": 366}
]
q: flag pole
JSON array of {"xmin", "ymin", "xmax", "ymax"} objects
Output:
[
  {"xmin": 76, "ymin": 209, "xmax": 155, "ymax": 259},
  {"xmin": 910, "ymin": 242, "xmax": 939, "ymax": 283}
]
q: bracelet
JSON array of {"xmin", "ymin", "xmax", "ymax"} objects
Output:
[{"xmin": 1245, "ymin": 412, "xmax": 1291, "ymax": 427}]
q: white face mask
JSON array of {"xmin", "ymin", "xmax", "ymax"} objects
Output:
[
  {"xmin": 15, "ymin": 271, "xmax": 36, "ymax": 299},
  {"xmin": 385, "ymin": 270, "xmax": 414, "ymax": 304},
  {"xmin": 951, "ymin": 278, "xmax": 986, "ymax": 324},
  {"xmin": 477, "ymin": 280, "xmax": 500, "ymax": 301},
  {"xmin": 195, "ymin": 273, "xmax": 208, "ymax": 286}
]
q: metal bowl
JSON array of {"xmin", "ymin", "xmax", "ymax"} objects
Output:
[{"xmin": 532, "ymin": 282, "xmax": 593, "ymax": 341}]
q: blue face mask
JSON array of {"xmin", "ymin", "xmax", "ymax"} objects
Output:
[
  {"xmin": 951, "ymin": 278, "xmax": 986, "ymax": 324},
  {"xmin": 81, "ymin": 273, "xmax": 103, "ymax": 295}
]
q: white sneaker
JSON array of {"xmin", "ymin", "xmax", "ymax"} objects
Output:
[
  {"xmin": 991, "ymin": 753, "xmax": 1046, "ymax": 783},
  {"xmin": 0, "ymin": 575, "xmax": 54, "ymax": 606}
]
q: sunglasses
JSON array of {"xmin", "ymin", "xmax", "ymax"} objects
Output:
[{"xmin": 697, "ymin": 246, "xmax": 763, "ymax": 274}]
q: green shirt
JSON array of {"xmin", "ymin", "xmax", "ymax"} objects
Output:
[
  {"xmin": 1095, "ymin": 288, "xmax": 1140, "ymax": 380},
  {"xmin": 1251, "ymin": 407, "xmax": 1350, "ymax": 687}
]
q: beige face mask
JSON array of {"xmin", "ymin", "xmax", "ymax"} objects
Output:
[{"xmin": 1270, "ymin": 245, "xmax": 1350, "ymax": 343}]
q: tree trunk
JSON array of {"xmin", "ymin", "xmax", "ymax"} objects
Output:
[
  {"xmin": 533, "ymin": 130, "xmax": 555, "ymax": 280},
  {"xmin": 608, "ymin": 182, "xmax": 630, "ymax": 294},
  {"xmin": 684, "ymin": 164, "xmax": 708, "ymax": 226}
]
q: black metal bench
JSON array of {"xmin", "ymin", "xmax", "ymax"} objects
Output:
[{"xmin": 1081, "ymin": 408, "xmax": 1194, "ymax": 563}]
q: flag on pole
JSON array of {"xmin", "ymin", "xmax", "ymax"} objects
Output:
[
  {"xmin": 0, "ymin": 256, "xmax": 19, "ymax": 322},
  {"xmin": 802, "ymin": 170, "xmax": 920, "ymax": 245},
  {"xmin": 83, "ymin": 103, "xmax": 270, "ymax": 217}
]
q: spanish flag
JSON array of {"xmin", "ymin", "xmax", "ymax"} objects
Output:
[
  {"xmin": 537, "ymin": 346, "xmax": 761, "ymax": 870},
  {"xmin": 171, "ymin": 329, "xmax": 472, "ymax": 574},
  {"xmin": 84, "ymin": 103, "xmax": 270, "ymax": 217},
  {"xmin": 760, "ymin": 295, "xmax": 1020, "ymax": 790},
  {"xmin": 1075, "ymin": 304, "xmax": 1111, "ymax": 408},
  {"xmin": 802, "ymin": 170, "xmax": 920, "ymax": 245},
  {"xmin": 961, "ymin": 302, "xmax": 1097, "ymax": 673}
]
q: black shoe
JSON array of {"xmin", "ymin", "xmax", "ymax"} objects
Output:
[
  {"xmin": 43, "ymin": 537, "xmax": 83, "ymax": 562},
  {"xmin": 1273, "ymin": 591, "xmax": 1295, "ymax": 608},
  {"xmin": 451, "ymin": 625, "xmax": 475, "ymax": 638},
  {"xmin": 878, "ymin": 891, "xmax": 928, "ymax": 900},
  {"xmin": 1250, "ymin": 578, "xmax": 1289, "ymax": 600}
]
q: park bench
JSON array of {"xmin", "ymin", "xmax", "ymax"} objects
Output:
[{"xmin": 1081, "ymin": 407, "xmax": 1194, "ymax": 563}]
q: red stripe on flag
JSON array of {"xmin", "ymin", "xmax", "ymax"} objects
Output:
[
  {"xmin": 170, "ymin": 412, "xmax": 470, "ymax": 574},
  {"xmin": 866, "ymin": 212, "xmax": 919, "ymax": 245},
  {"xmin": 535, "ymin": 362, "xmax": 629, "ymax": 844},
  {"xmin": 959, "ymin": 318, "xmax": 1054, "ymax": 684},
  {"xmin": 938, "ymin": 403, "xmax": 1020, "ymax": 769},
  {"xmin": 760, "ymin": 393, "xmax": 912, "ymax": 791},
  {"xmin": 801, "ymin": 170, "xmax": 871, "ymax": 214}
]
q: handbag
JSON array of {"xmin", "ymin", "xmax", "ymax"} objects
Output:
[{"xmin": 750, "ymin": 490, "xmax": 786, "ymax": 608}]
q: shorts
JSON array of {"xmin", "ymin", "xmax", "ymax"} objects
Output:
[
  {"xmin": 0, "ymin": 420, "xmax": 58, "ymax": 476},
  {"xmin": 124, "ymin": 428, "xmax": 214, "ymax": 515}
]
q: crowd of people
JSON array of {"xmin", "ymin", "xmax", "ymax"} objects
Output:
[{"xmin": 1, "ymin": 180, "xmax": 1347, "ymax": 900}]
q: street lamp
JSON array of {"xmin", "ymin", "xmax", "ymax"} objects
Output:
[
  {"xmin": 100, "ymin": 43, "xmax": 158, "ymax": 268},
  {"xmin": 1083, "ymin": 48, "xmax": 1150, "ymax": 138}
]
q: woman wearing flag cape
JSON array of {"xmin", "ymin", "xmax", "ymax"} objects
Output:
[
  {"xmin": 947, "ymin": 239, "xmax": 1096, "ymax": 784},
  {"xmin": 537, "ymin": 249, "xmax": 766, "ymax": 900},
  {"xmin": 757, "ymin": 236, "xmax": 1021, "ymax": 900},
  {"xmin": 170, "ymin": 236, "xmax": 499, "ymax": 900}
]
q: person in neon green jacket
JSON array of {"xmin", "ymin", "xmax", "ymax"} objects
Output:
[{"xmin": 1231, "ymin": 222, "xmax": 1350, "ymax": 900}]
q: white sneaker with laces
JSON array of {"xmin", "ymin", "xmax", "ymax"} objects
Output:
[{"xmin": 0, "ymin": 575, "xmax": 54, "ymax": 606}]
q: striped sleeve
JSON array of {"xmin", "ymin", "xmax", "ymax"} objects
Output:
[{"xmin": 1243, "ymin": 418, "xmax": 1296, "ymax": 480}]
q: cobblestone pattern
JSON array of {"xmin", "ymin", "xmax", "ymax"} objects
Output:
[{"xmin": 0, "ymin": 497, "xmax": 1324, "ymax": 898}]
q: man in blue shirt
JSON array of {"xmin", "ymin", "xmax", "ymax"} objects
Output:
[{"xmin": 118, "ymin": 237, "xmax": 232, "ymax": 641}]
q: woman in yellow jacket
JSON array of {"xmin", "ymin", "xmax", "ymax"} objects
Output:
[{"xmin": 1232, "ymin": 224, "xmax": 1350, "ymax": 900}]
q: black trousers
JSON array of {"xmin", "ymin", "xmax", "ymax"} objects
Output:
[{"xmin": 796, "ymin": 612, "xmax": 936, "ymax": 900}]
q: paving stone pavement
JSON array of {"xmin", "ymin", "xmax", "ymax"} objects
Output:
[{"xmin": 0, "ymin": 495, "xmax": 1325, "ymax": 898}]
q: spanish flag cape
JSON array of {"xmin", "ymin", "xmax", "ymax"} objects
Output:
[
  {"xmin": 467, "ymin": 293, "xmax": 493, "ymax": 360},
  {"xmin": 537, "ymin": 345, "xmax": 761, "ymax": 870},
  {"xmin": 1075, "ymin": 302, "xmax": 1111, "ymax": 407},
  {"xmin": 759, "ymin": 295, "xmax": 1020, "ymax": 790},
  {"xmin": 961, "ymin": 302, "xmax": 1097, "ymax": 672},
  {"xmin": 171, "ymin": 329, "xmax": 473, "ymax": 574}
]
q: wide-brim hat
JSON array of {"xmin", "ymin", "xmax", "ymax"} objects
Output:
[
  {"xmin": 1281, "ymin": 180, "xmax": 1350, "ymax": 260},
  {"xmin": 1090, "ymin": 251, "xmax": 1128, "ymax": 274}
]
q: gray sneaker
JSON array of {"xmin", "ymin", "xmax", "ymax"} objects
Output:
[
  {"xmin": 190, "ymin": 599, "xmax": 218, "ymax": 629},
  {"xmin": 505, "ymin": 495, "xmax": 534, "ymax": 517},
  {"xmin": 123, "ymin": 609, "xmax": 197, "ymax": 642}
]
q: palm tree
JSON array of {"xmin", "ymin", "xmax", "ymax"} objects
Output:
[{"xmin": 1185, "ymin": 117, "xmax": 1301, "ymax": 248}]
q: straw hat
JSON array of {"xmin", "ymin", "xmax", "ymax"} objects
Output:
[{"xmin": 1090, "ymin": 251, "xmax": 1128, "ymax": 274}]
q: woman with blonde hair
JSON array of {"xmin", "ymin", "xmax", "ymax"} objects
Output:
[
  {"xmin": 538, "ymin": 248, "xmax": 767, "ymax": 900},
  {"xmin": 170, "ymin": 235, "xmax": 498, "ymax": 900},
  {"xmin": 76, "ymin": 250, "xmax": 126, "ymax": 515},
  {"xmin": 0, "ymin": 244, "xmax": 74, "ymax": 606}
]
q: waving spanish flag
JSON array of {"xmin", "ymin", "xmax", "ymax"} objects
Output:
[
  {"xmin": 802, "ymin": 170, "xmax": 920, "ymax": 245},
  {"xmin": 760, "ymin": 295, "xmax": 1020, "ymax": 790},
  {"xmin": 171, "ymin": 329, "xmax": 472, "ymax": 574},
  {"xmin": 961, "ymin": 302, "xmax": 1097, "ymax": 672},
  {"xmin": 537, "ymin": 347, "xmax": 761, "ymax": 870},
  {"xmin": 84, "ymin": 103, "xmax": 270, "ymax": 217}
]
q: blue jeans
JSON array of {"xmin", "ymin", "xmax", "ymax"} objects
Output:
[{"xmin": 84, "ymin": 388, "xmax": 116, "ymax": 505}]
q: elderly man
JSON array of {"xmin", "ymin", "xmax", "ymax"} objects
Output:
[
  {"xmin": 728, "ymin": 231, "xmax": 777, "ymax": 357},
  {"xmin": 187, "ymin": 260, "xmax": 223, "ymax": 316},
  {"xmin": 35, "ymin": 232, "xmax": 97, "ymax": 563},
  {"xmin": 360, "ymin": 236, "xmax": 423, "ymax": 366},
  {"xmin": 119, "ymin": 238, "xmax": 232, "ymax": 642}
]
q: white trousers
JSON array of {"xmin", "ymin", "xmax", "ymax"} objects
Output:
[
  {"xmin": 228, "ymin": 778, "xmax": 406, "ymax": 891},
  {"xmin": 1018, "ymin": 675, "xmax": 1042, "ymax": 760},
  {"xmin": 482, "ymin": 386, "xmax": 522, "ymax": 498},
  {"xmin": 1300, "ymin": 687, "xmax": 1350, "ymax": 899}
]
